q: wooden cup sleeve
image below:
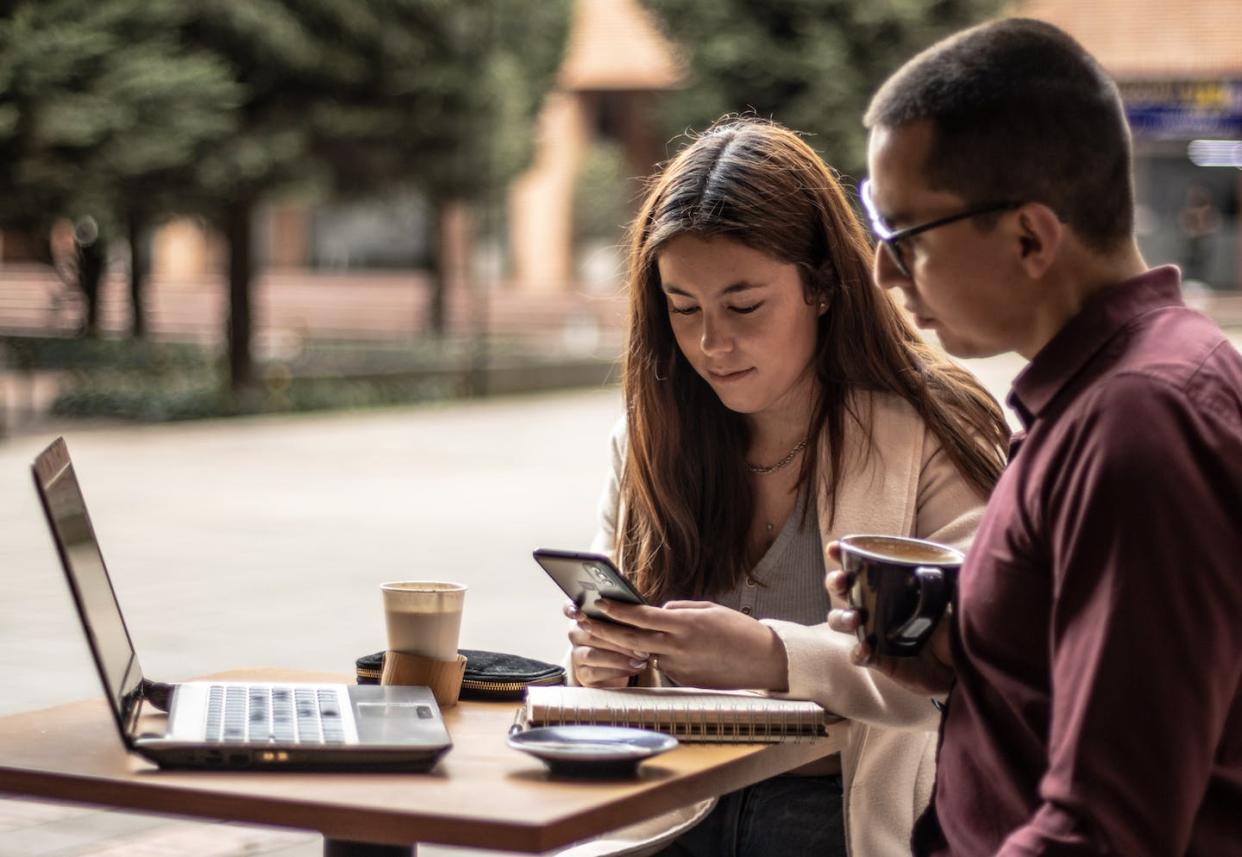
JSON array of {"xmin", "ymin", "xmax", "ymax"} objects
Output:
[{"xmin": 381, "ymin": 651, "xmax": 468, "ymax": 708}]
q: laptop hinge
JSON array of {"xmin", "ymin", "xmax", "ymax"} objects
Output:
[
  {"xmin": 122, "ymin": 684, "xmax": 145, "ymax": 746},
  {"xmin": 124, "ymin": 679, "xmax": 177, "ymax": 743},
  {"xmin": 141, "ymin": 679, "xmax": 175, "ymax": 712}
]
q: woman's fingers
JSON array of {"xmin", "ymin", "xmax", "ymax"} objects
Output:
[
  {"xmin": 594, "ymin": 599, "xmax": 681, "ymax": 632},
  {"xmin": 581, "ymin": 615, "xmax": 665, "ymax": 657},
  {"xmin": 568, "ymin": 618, "xmax": 648, "ymax": 658},
  {"xmin": 576, "ymin": 668, "xmax": 634, "ymax": 688},
  {"xmin": 572, "ymin": 645, "xmax": 647, "ymax": 675},
  {"xmin": 568, "ymin": 611, "xmax": 650, "ymax": 650},
  {"xmin": 573, "ymin": 645, "xmax": 645, "ymax": 670}
]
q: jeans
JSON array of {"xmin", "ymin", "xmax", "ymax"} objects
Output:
[{"xmin": 655, "ymin": 773, "xmax": 846, "ymax": 857}]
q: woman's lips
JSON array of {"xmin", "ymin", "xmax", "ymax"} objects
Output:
[{"xmin": 708, "ymin": 368, "xmax": 755, "ymax": 383}]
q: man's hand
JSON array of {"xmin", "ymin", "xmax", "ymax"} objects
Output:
[
  {"xmin": 589, "ymin": 599, "xmax": 789, "ymax": 691},
  {"xmin": 825, "ymin": 541, "xmax": 957, "ymax": 697}
]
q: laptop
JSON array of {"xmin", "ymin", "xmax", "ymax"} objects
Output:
[{"xmin": 31, "ymin": 437, "xmax": 453, "ymax": 772}]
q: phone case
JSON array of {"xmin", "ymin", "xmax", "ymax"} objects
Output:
[{"xmin": 532, "ymin": 548, "xmax": 646, "ymax": 621}]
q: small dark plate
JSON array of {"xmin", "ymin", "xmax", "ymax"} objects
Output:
[{"xmin": 507, "ymin": 725, "xmax": 678, "ymax": 777}]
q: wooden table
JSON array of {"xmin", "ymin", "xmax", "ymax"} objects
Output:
[{"xmin": 0, "ymin": 670, "xmax": 840, "ymax": 856}]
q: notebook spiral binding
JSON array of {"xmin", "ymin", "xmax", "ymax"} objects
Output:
[{"xmin": 532, "ymin": 696, "xmax": 822, "ymax": 743}]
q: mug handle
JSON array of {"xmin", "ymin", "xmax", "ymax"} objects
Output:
[{"xmin": 890, "ymin": 566, "xmax": 947, "ymax": 645}]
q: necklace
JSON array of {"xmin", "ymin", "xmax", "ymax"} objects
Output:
[{"xmin": 748, "ymin": 439, "xmax": 808, "ymax": 475}]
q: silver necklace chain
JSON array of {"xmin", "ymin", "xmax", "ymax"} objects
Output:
[{"xmin": 748, "ymin": 439, "xmax": 808, "ymax": 475}]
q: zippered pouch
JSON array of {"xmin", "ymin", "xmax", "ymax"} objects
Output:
[{"xmin": 356, "ymin": 649, "xmax": 565, "ymax": 700}]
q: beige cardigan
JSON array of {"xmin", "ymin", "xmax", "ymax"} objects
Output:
[{"xmin": 587, "ymin": 391, "xmax": 988, "ymax": 857}]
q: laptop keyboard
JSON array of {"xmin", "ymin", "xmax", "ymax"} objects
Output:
[{"xmin": 205, "ymin": 685, "xmax": 347, "ymax": 744}]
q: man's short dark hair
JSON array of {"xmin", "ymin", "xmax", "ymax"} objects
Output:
[{"xmin": 864, "ymin": 18, "xmax": 1133, "ymax": 252}]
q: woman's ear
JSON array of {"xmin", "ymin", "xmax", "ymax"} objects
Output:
[
  {"xmin": 1013, "ymin": 204, "xmax": 1064, "ymax": 280},
  {"xmin": 808, "ymin": 259, "xmax": 837, "ymax": 314}
]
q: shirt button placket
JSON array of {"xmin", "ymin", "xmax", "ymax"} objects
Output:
[{"xmin": 741, "ymin": 577, "xmax": 757, "ymax": 615}]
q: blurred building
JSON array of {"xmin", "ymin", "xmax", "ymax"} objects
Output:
[
  {"xmin": 1018, "ymin": 0, "xmax": 1242, "ymax": 291},
  {"xmin": 509, "ymin": 0, "xmax": 681, "ymax": 293}
]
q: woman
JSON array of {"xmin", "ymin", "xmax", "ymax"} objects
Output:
[{"xmin": 567, "ymin": 119, "xmax": 1009, "ymax": 857}]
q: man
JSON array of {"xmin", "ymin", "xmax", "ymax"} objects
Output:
[{"xmin": 829, "ymin": 17, "xmax": 1242, "ymax": 856}]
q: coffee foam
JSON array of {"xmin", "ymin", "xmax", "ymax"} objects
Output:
[
  {"xmin": 844, "ymin": 536, "xmax": 961, "ymax": 565},
  {"xmin": 381, "ymin": 581, "xmax": 466, "ymax": 660}
]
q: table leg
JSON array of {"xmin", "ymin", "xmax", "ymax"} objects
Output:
[{"xmin": 323, "ymin": 838, "xmax": 415, "ymax": 856}]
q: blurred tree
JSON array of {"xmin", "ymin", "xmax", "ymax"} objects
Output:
[
  {"xmin": 412, "ymin": 2, "xmax": 571, "ymax": 396},
  {"xmin": 0, "ymin": 1, "xmax": 240, "ymax": 337},
  {"xmin": 1, "ymin": 0, "xmax": 568, "ymax": 387},
  {"xmin": 180, "ymin": 0, "xmax": 569, "ymax": 388},
  {"xmin": 641, "ymin": 0, "xmax": 1001, "ymax": 176}
]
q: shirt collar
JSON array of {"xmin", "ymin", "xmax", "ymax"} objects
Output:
[{"xmin": 1007, "ymin": 265, "xmax": 1184, "ymax": 427}]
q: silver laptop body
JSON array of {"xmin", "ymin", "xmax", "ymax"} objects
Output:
[{"xmin": 32, "ymin": 437, "xmax": 452, "ymax": 771}]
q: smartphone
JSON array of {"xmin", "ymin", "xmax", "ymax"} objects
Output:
[{"xmin": 532, "ymin": 548, "xmax": 647, "ymax": 621}]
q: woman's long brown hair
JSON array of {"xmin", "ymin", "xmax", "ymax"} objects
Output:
[{"xmin": 619, "ymin": 118, "xmax": 1009, "ymax": 604}]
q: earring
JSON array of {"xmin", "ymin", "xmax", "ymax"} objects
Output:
[{"xmin": 654, "ymin": 351, "xmax": 672, "ymax": 382}]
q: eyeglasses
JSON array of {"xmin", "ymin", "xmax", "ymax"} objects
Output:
[{"xmin": 859, "ymin": 178, "xmax": 1021, "ymax": 277}]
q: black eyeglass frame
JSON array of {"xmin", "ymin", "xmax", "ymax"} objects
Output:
[{"xmin": 859, "ymin": 178, "xmax": 1022, "ymax": 277}]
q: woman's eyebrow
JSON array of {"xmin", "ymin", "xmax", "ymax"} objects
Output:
[{"xmin": 663, "ymin": 281, "xmax": 766, "ymax": 297}]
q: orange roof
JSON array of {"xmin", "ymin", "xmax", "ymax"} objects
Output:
[
  {"xmin": 1013, "ymin": 0, "xmax": 1242, "ymax": 78},
  {"xmin": 559, "ymin": 0, "xmax": 684, "ymax": 91}
]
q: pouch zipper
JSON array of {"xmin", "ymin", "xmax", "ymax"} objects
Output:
[
  {"xmin": 356, "ymin": 669, "xmax": 563, "ymax": 694},
  {"xmin": 459, "ymin": 674, "xmax": 564, "ymax": 694}
]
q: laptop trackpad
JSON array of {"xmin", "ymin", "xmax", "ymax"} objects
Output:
[{"xmin": 350, "ymin": 685, "xmax": 447, "ymax": 745}]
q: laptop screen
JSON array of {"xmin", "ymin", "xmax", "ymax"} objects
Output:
[{"xmin": 32, "ymin": 439, "xmax": 144, "ymax": 735}]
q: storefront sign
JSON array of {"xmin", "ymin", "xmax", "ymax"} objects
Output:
[{"xmin": 1120, "ymin": 80, "xmax": 1242, "ymax": 139}]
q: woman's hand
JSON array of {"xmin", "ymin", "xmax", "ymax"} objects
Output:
[
  {"xmin": 824, "ymin": 541, "xmax": 956, "ymax": 697},
  {"xmin": 564, "ymin": 602, "xmax": 649, "ymax": 688},
  {"xmin": 590, "ymin": 599, "xmax": 789, "ymax": 691}
]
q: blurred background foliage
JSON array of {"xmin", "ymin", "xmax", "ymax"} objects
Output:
[
  {"xmin": 573, "ymin": 139, "xmax": 631, "ymax": 245},
  {"xmin": 0, "ymin": 0, "xmax": 569, "ymax": 390},
  {"xmin": 642, "ymin": 0, "xmax": 1002, "ymax": 176}
]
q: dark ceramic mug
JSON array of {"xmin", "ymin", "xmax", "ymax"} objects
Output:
[{"xmin": 838, "ymin": 534, "xmax": 964, "ymax": 657}]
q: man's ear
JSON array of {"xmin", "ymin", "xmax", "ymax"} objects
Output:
[{"xmin": 1012, "ymin": 204, "xmax": 1064, "ymax": 279}]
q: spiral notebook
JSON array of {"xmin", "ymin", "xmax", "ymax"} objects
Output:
[{"xmin": 521, "ymin": 686, "xmax": 831, "ymax": 743}]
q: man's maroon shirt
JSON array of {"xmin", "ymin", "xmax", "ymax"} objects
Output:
[{"xmin": 914, "ymin": 267, "xmax": 1242, "ymax": 855}]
